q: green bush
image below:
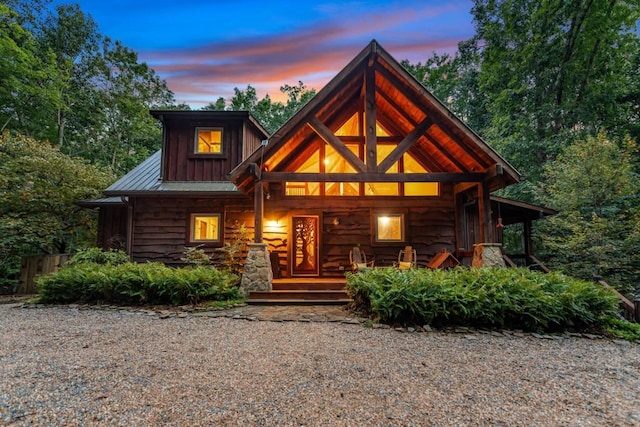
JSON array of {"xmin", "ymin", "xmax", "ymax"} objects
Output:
[
  {"xmin": 346, "ymin": 267, "xmax": 619, "ymax": 331},
  {"xmin": 66, "ymin": 247, "xmax": 130, "ymax": 266},
  {"xmin": 36, "ymin": 261, "xmax": 240, "ymax": 305}
]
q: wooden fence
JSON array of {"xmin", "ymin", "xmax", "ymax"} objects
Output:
[{"xmin": 18, "ymin": 254, "xmax": 71, "ymax": 294}]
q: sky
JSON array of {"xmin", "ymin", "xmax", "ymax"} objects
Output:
[{"xmin": 65, "ymin": 0, "xmax": 475, "ymax": 108}]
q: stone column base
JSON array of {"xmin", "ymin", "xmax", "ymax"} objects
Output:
[
  {"xmin": 240, "ymin": 243, "xmax": 273, "ymax": 296},
  {"xmin": 472, "ymin": 243, "xmax": 506, "ymax": 268}
]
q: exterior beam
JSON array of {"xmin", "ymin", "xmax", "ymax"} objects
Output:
[{"xmin": 261, "ymin": 172, "xmax": 486, "ymax": 183}]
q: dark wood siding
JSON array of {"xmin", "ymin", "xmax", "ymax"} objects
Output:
[
  {"xmin": 242, "ymin": 122, "xmax": 265, "ymax": 161},
  {"xmin": 162, "ymin": 117, "xmax": 245, "ymax": 181},
  {"xmin": 97, "ymin": 206, "xmax": 128, "ymax": 251},
  {"xmin": 130, "ymin": 196, "xmax": 254, "ymax": 265},
  {"xmin": 262, "ymin": 183, "xmax": 456, "ymax": 277}
]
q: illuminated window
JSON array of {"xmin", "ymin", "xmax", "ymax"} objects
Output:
[
  {"xmin": 195, "ymin": 128, "xmax": 223, "ymax": 154},
  {"xmin": 375, "ymin": 214, "xmax": 404, "ymax": 242},
  {"xmin": 190, "ymin": 214, "xmax": 221, "ymax": 242}
]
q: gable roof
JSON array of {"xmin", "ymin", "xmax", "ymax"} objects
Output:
[{"xmin": 229, "ymin": 40, "xmax": 521, "ymax": 192}]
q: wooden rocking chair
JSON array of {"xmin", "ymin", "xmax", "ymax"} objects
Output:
[
  {"xmin": 350, "ymin": 247, "xmax": 374, "ymax": 271},
  {"xmin": 397, "ymin": 246, "xmax": 417, "ymax": 269}
]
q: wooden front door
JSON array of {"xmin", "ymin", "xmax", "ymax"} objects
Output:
[{"xmin": 291, "ymin": 215, "xmax": 320, "ymax": 276}]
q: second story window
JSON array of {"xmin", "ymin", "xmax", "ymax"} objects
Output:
[{"xmin": 195, "ymin": 127, "xmax": 223, "ymax": 154}]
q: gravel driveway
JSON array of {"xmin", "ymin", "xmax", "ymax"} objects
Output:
[{"xmin": 1, "ymin": 304, "xmax": 639, "ymax": 426}]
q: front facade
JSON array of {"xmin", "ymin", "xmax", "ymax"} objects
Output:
[{"xmin": 87, "ymin": 41, "xmax": 555, "ymax": 278}]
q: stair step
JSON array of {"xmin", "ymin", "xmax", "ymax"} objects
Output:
[
  {"xmin": 273, "ymin": 282, "xmax": 346, "ymax": 291},
  {"xmin": 249, "ymin": 290, "xmax": 349, "ymax": 300},
  {"xmin": 247, "ymin": 298, "xmax": 352, "ymax": 305}
]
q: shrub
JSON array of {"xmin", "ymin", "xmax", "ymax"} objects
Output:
[
  {"xmin": 346, "ymin": 267, "xmax": 619, "ymax": 332},
  {"xmin": 66, "ymin": 247, "xmax": 130, "ymax": 266},
  {"xmin": 36, "ymin": 261, "xmax": 240, "ymax": 305}
]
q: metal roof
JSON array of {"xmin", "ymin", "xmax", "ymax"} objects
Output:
[
  {"xmin": 75, "ymin": 196, "xmax": 126, "ymax": 207},
  {"xmin": 104, "ymin": 150, "xmax": 240, "ymax": 196}
]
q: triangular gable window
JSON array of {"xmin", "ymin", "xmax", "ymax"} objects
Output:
[{"xmin": 335, "ymin": 112, "xmax": 390, "ymax": 137}]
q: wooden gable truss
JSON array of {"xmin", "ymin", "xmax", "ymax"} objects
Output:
[{"xmin": 228, "ymin": 40, "xmax": 521, "ymax": 243}]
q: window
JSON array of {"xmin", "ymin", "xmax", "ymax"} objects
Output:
[
  {"xmin": 374, "ymin": 213, "xmax": 404, "ymax": 242},
  {"xmin": 190, "ymin": 214, "xmax": 221, "ymax": 242},
  {"xmin": 195, "ymin": 128, "xmax": 223, "ymax": 154}
]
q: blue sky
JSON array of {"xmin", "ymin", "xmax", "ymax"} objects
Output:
[{"xmin": 66, "ymin": 0, "xmax": 475, "ymax": 107}]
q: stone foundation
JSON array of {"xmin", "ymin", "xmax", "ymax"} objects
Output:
[
  {"xmin": 472, "ymin": 243, "xmax": 506, "ymax": 268},
  {"xmin": 240, "ymin": 243, "xmax": 273, "ymax": 296}
]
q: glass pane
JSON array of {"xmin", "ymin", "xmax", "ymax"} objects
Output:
[
  {"xmin": 325, "ymin": 182, "xmax": 360, "ymax": 196},
  {"xmin": 366, "ymin": 182, "xmax": 399, "ymax": 196},
  {"xmin": 335, "ymin": 113, "xmax": 360, "ymax": 136},
  {"xmin": 377, "ymin": 215, "xmax": 403, "ymax": 241},
  {"xmin": 405, "ymin": 182, "xmax": 439, "ymax": 196},
  {"xmin": 376, "ymin": 144, "xmax": 398, "ymax": 170},
  {"xmin": 196, "ymin": 129, "xmax": 222, "ymax": 153},
  {"xmin": 192, "ymin": 215, "xmax": 220, "ymax": 241},
  {"xmin": 285, "ymin": 182, "xmax": 320, "ymax": 196},
  {"xmin": 325, "ymin": 144, "xmax": 358, "ymax": 173},
  {"xmin": 403, "ymin": 153, "xmax": 428, "ymax": 173}
]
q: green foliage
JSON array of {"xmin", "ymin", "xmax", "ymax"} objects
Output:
[
  {"xmin": 539, "ymin": 132, "xmax": 639, "ymax": 294},
  {"xmin": 218, "ymin": 223, "xmax": 250, "ymax": 275},
  {"xmin": 66, "ymin": 247, "xmax": 129, "ymax": 266},
  {"xmin": 472, "ymin": 0, "xmax": 639, "ymax": 184},
  {"xmin": 0, "ymin": 132, "xmax": 115, "ymax": 287},
  {"xmin": 36, "ymin": 260, "xmax": 240, "ymax": 306},
  {"xmin": 602, "ymin": 316, "xmax": 640, "ymax": 342},
  {"xmin": 180, "ymin": 245, "xmax": 211, "ymax": 266},
  {"xmin": 346, "ymin": 267, "xmax": 619, "ymax": 331},
  {"xmin": 1, "ymin": 1, "xmax": 174, "ymax": 175},
  {"xmin": 203, "ymin": 81, "xmax": 316, "ymax": 133}
]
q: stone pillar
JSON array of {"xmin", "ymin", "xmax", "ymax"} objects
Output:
[
  {"xmin": 472, "ymin": 243, "xmax": 506, "ymax": 268},
  {"xmin": 240, "ymin": 243, "xmax": 273, "ymax": 296}
]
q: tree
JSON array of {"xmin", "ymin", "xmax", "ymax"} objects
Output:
[
  {"xmin": 0, "ymin": 4, "xmax": 60, "ymax": 138},
  {"xmin": 204, "ymin": 81, "xmax": 316, "ymax": 133},
  {"xmin": 0, "ymin": 132, "xmax": 115, "ymax": 290},
  {"xmin": 402, "ymin": 38, "xmax": 489, "ymax": 132},
  {"xmin": 2, "ymin": 1, "xmax": 175, "ymax": 175},
  {"xmin": 539, "ymin": 131, "xmax": 638, "ymax": 294},
  {"xmin": 471, "ymin": 0, "xmax": 640, "ymax": 189}
]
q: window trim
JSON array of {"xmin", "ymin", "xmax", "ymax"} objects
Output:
[
  {"xmin": 193, "ymin": 127, "xmax": 225, "ymax": 157},
  {"xmin": 372, "ymin": 212, "xmax": 406, "ymax": 245},
  {"xmin": 188, "ymin": 213, "xmax": 223, "ymax": 244}
]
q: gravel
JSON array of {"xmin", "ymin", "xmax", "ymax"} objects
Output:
[{"xmin": 1, "ymin": 304, "xmax": 639, "ymax": 426}]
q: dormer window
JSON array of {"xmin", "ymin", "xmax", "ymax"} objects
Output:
[{"xmin": 195, "ymin": 127, "xmax": 223, "ymax": 154}]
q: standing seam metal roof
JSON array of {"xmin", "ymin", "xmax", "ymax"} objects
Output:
[{"xmin": 104, "ymin": 150, "xmax": 240, "ymax": 195}]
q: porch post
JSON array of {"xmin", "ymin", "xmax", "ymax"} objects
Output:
[
  {"xmin": 477, "ymin": 181, "xmax": 492, "ymax": 243},
  {"xmin": 241, "ymin": 179, "xmax": 273, "ymax": 296},
  {"xmin": 254, "ymin": 181, "xmax": 264, "ymax": 243}
]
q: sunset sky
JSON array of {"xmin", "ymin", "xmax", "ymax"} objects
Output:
[{"xmin": 65, "ymin": 0, "xmax": 475, "ymax": 108}]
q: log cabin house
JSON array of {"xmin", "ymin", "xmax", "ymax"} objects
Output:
[{"xmin": 81, "ymin": 40, "xmax": 555, "ymax": 298}]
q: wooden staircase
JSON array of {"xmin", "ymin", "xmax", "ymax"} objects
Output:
[{"xmin": 248, "ymin": 278, "xmax": 351, "ymax": 304}]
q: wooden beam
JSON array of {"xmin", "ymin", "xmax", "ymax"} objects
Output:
[
  {"xmin": 377, "ymin": 88, "xmax": 462, "ymax": 172},
  {"xmin": 454, "ymin": 182, "xmax": 478, "ymax": 195},
  {"xmin": 484, "ymin": 163, "xmax": 504, "ymax": 180},
  {"xmin": 477, "ymin": 180, "xmax": 492, "ymax": 243},
  {"xmin": 254, "ymin": 179, "xmax": 264, "ymax": 243},
  {"xmin": 307, "ymin": 116, "xmax": 367, "ymax": 173},
  {"xmin": 262, "ymin": 171, "xmax": 485, "ymax": 183},
  {"xmin": 378, "ymin": 117, "xmax": 433, "ymax": 173},
  {"xmin": 377, "ymin": 65, "xmax": 488, "ymax": 167},
  {"xmin": 365, "ymin": 63, "xmax": 377, "ymax": 172}
]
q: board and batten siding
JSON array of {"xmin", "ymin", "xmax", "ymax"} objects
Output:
[{"xmin": 162, "ymin": 118, "xmax": 245, "ymax": 182}]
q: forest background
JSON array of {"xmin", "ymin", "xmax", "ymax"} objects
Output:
[{"xmin": 1, "ymin": 0, "xmax": 638, "ymax": 297}]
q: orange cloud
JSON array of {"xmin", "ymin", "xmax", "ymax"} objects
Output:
[{"xmin": 139, "ymin": 3, "xmax": 473, "ymax": 107}]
